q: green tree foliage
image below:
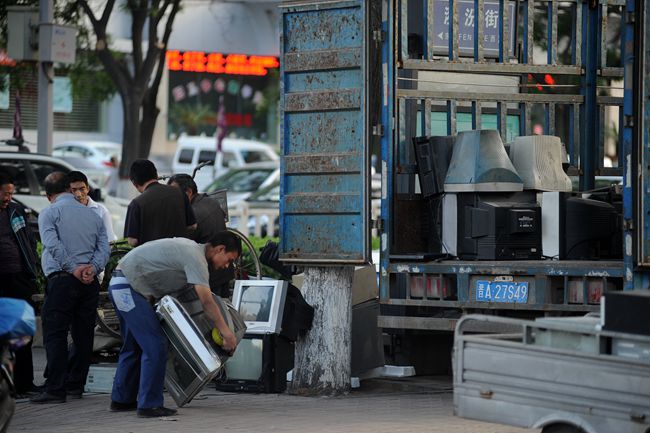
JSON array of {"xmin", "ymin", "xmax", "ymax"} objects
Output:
[{"xmin": 0, "ymin": 0, "xmax": 115, "ymax": 100}]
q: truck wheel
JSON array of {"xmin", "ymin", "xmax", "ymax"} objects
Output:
[{"xmin": 542, "ymin": 424, "xmax": 585, "ymax": 433}]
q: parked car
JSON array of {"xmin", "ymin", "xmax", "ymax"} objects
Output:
[
  {"xmin": 204, "ymin": 162, "xmax": 280, "ymax": 205},
  {"xmin": 229, "ymin": 181, "xmax": 280, "ymax": 237},
  {"xmin": 56, "ymin": 155, "xmax": 112, "ymax": 188},
  {"xmin": 172, "ymin": 135, "xmax": 279, "ymax": 191},
  {"xmin": 53, "ymin": 141, "xmax": 121, "ymax": 166},
  {"xmin": 0, "ymin": 151, "xmax": 127, "ymax": 237},
  {"xmin": 53, "ymin": 141, "xmax": 121, "ymax": 188}
]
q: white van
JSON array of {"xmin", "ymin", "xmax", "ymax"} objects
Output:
[{"xmin": 172, "ymin": 136, "xmax": 279, "ymax": 191}]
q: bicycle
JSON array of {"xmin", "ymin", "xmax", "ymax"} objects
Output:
[{"xmin": 95, "ymin": 162, "xmax": 263, "ymax": 339}]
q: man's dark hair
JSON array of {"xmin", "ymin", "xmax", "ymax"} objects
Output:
[
  {"xmin": 208, "ymin": 230, "xmax": 242, "ymax": 256},
  {"xmin": 129, "ymin": 159, "xmax": 158, "ymax": 186},
  {"xmin": 167, "ymin": 174, "xmax": 198, "ymax": 196},
  {"xmin": 44, "ymin": 171, "xmax": 68, "ymax": 196},
  {"xmin": 0, "ymin": 172, "xmax": 12, "ymax": 187},
  {"xmin": 66, "ymin": 170, "xmax": 89, "ymax": 187}
]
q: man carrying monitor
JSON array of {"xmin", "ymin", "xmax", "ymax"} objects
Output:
[{"xmin": 107, "ymin": 231, "xmax": 241, "ymax": 418}]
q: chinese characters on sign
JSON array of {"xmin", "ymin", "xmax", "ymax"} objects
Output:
[
  {"xmin": 166, "ymin": 50, "xmax": 279, "ymax": 139},
  {"xmin": 166, "ymin": 50, "xmax": 279, "ymax": 76},
  {"xmin": 432, "ymin": 0, "xmax": 516, "ymax": 57}
]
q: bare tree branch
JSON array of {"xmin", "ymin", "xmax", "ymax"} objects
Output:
[
  {"xmin": 148, "ymin": 0, "xmax": 162, "ymax": 62},
  {"xmin": 151, "ymin": 0, "xmax": 180, "ymax": 95},
  {"xmin": 129, "ymin": 1, "xmax": 146, "ymax": 71},
  {"xmin": 98, "ymin": 0, "xmax": 116, "ymax": 29},
  {"xmin": 154, "ymin": 0, "xmax": 172, "ymax": 26}
]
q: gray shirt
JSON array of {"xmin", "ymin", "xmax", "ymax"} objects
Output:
[{"xmin": 118, "ymin": 237, "xmax": 210, "ymax": 300}]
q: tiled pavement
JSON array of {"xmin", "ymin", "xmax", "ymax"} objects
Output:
[{"xmin": 10, "ymin": 348, "xmax": 537, "ymax": 433}]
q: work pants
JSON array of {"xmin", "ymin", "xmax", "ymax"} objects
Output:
[
  {"xmin": 108, "ymin": 272, "xmax": 167, "ymax": 409},
  {"xmin": 42, "ymin": 274, "xmax": 99, "ymax": 397},
  {"xmin": 0, "ymin": 272, "xmax": 37, "ymax": 394}
]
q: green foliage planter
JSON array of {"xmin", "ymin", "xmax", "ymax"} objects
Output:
[{"xmin": 243, "ymin": 235, "xmax": 282, "ymax": 280}]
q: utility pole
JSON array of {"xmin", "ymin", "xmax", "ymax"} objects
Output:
[{"xmin": 37, "ymin": 0, "xmax": 54, "ymax": 155}]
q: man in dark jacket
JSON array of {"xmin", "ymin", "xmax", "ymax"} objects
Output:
[
  {"xmin": 0, "ymin": 172, "xmax": 40, "ymax": 396},
  {"xmin": 124, "ymin": 159, "xmax": 196, "ymax": 247},
  {"xmin": 168, "ymin": 173, "xmax": 234, "ymax": 297}
]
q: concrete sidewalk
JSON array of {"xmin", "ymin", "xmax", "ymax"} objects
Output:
[{"xmin": 10, "ymin": 348, "xmax": 537, "ymax": 433}]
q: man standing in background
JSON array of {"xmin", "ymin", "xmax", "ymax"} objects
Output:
[
  {"xmin": 167, "ymin": 173, "xmax": 234, "ymax": 297},
  {"xmin": 0, "ymin": 172, "xmax": 40, "ymax": 397},
  {"xmin": 67, "ymin": 170, "xmax": 117, "ymax": 241},
  {"xmin": 124, "ymin": 159, "xmax": 196, "ymax": 246},
  {"xmin": 30, "ymin": 172, "xmax": 109, "ymax": 404}
]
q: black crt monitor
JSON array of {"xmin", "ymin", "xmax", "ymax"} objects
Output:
[
  {"xmin": 452, "ymin": 192, "xmax": 542, "ymax": 260},
  {"xmin": 563, "ymin": 196, "xmax": 621, "ymax": 259},
  {"xmin": 412, "ymin": 135, "xmax": 455, "ymax": 197}
]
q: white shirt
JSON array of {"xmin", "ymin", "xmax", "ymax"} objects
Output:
[{"xmin": 87, "ymin": 196, "xmax": 117, "ymax": 241}]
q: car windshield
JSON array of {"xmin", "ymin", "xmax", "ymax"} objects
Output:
[
  {"xmin": 205, "ymin": 168, "xmax": 274, "ymax": 193},
  {"xmin": 241, "ymin": 150, "xmax": 274, "ymax": 163},
  {"xmin": 249, "ymin": 183, "xmax": 279, "ymax": 202}
]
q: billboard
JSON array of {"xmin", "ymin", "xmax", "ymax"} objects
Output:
[{"xmin": 166, "ymin": 50, "xmax": 279, "ymax": 141}]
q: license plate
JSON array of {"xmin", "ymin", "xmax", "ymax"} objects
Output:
[{"xmin": 475, "ymin": 280, "xmax": 529, "ymax": 303}]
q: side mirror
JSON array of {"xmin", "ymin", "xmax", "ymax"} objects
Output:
[{"xmin": 89, "ymin": 188, "xmax": 102, "ymax": 202}]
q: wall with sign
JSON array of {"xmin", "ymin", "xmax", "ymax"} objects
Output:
[{"xmin": 166, "ymin": 50, "xmax": 279, "ymax": 143}]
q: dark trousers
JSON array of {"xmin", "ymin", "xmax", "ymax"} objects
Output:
[
  {"xmin": 42, "ymin": 274, "xmax": 99, "ymax": 396},
  {"xmin": 0, "ymin": 272, "xmax": 37, "ymax": 394}
]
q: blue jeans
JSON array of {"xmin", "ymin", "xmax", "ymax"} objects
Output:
[{"xmin": 108, "ymin": 272, "xmax": 168, "ymax": 409}]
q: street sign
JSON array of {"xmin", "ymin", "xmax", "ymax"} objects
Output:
[
  {"xmin": 431, "ymin": 0, "xmax": 516, "ymax": 57},
  {"xmin": 39, "ymin": 23, "xmax": 76, "ymax": 65}
]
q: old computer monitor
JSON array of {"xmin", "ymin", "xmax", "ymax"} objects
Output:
[{"xmin": 232, "ymin": 279, "xmax": 288, "ymax": 334}]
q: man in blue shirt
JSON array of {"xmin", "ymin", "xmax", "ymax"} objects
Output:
[{"xmin": 30, "ymin": 171, "xmax": 109, "ymax": 404}]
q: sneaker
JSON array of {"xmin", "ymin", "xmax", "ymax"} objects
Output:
[
  {"xmin": 29, "ymin": 392, "xmax": 66, "ymax": 404},
  {"xmin": 110, "ymin": 401, "xmax": 138, "ymax": 412},
  {"xmin": 67, "ymin": 389, "xmax": 83, "ymax": 399},
  {"xmin": 137, "ymin": 406, "xmax": 177, "ymax": 418}
]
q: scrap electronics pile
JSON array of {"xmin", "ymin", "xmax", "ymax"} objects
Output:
[
  {"xmin": 157, "ymin": 272, "xmax": 314, "ymax": 404},
  {"xmin": 413, "ymin": 130, "xmax": 622, "ymax": 264}
]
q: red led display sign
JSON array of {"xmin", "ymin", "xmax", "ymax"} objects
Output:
[{"xmin": 166, "ymin": 50, "xmax": 279, "ymax": 76}]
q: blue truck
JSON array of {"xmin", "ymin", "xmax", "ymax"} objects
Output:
[{"xmin": 278, "ymin": 0, "xmax": 646, "ymax": 373}]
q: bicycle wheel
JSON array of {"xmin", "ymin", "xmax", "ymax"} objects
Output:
[
  {"xmin": 96, "ymin": 244, "xmax": 130, "ymax": 339},
  {"xmin": 228, "ymin": 227, "xmax": 262, "ymax": 280}
]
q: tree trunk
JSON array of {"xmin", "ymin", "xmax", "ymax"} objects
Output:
[
  {"xmin": 288, "ymin": 266, "xmax": 353, "ymax": 396},
  {"xmin": 139, "ymin": 94, "xmax": 159, "ymax": 159},
  {"xmin": 119, "ymin": 94, "xmax": 143, "ymax": 178}
]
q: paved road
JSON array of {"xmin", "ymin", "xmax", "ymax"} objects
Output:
[{"xmin": 11, "ymin": 349, "xmax": 537, "ymax": 433}]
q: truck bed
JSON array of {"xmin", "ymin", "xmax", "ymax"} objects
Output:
[{"xmin": 453, "ymin": 315, "xmax": 650, "ymax": 433}]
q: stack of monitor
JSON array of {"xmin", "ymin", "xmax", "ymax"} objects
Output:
[
  {"xmin": 414, "ymin": 130, "xmax": 621, "ymax": 261},
  {"xmin": 216, "ymin": 279, "xmax": 293, "ymax": 393}
]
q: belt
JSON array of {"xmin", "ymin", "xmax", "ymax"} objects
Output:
[{"xmin": 47, "ymin": 271, "xmax": 71, "ymax": 280}]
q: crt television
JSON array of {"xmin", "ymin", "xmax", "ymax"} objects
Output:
[
  {"xmin": 443, "ymin": 192, "xmax": 542, "ymax": 260},
  {"xmin": 232, "ymin": 279, "xmax": 288, "ymax": 334},
  {"xmin": 216, "ymin": 333, "xmax": 294, "ymax": 393}
]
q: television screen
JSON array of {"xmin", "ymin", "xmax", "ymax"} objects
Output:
[
  {"xmin": 233, "ymin": 280, "xmax": 288, "ymax": 334},
  {"xmin": 239, "ymin": 284, "xmax": 274, "ymax": 322},
  {"xmin": 224, "ymin": 337, "xmax": 263, "ymax": 381}
]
